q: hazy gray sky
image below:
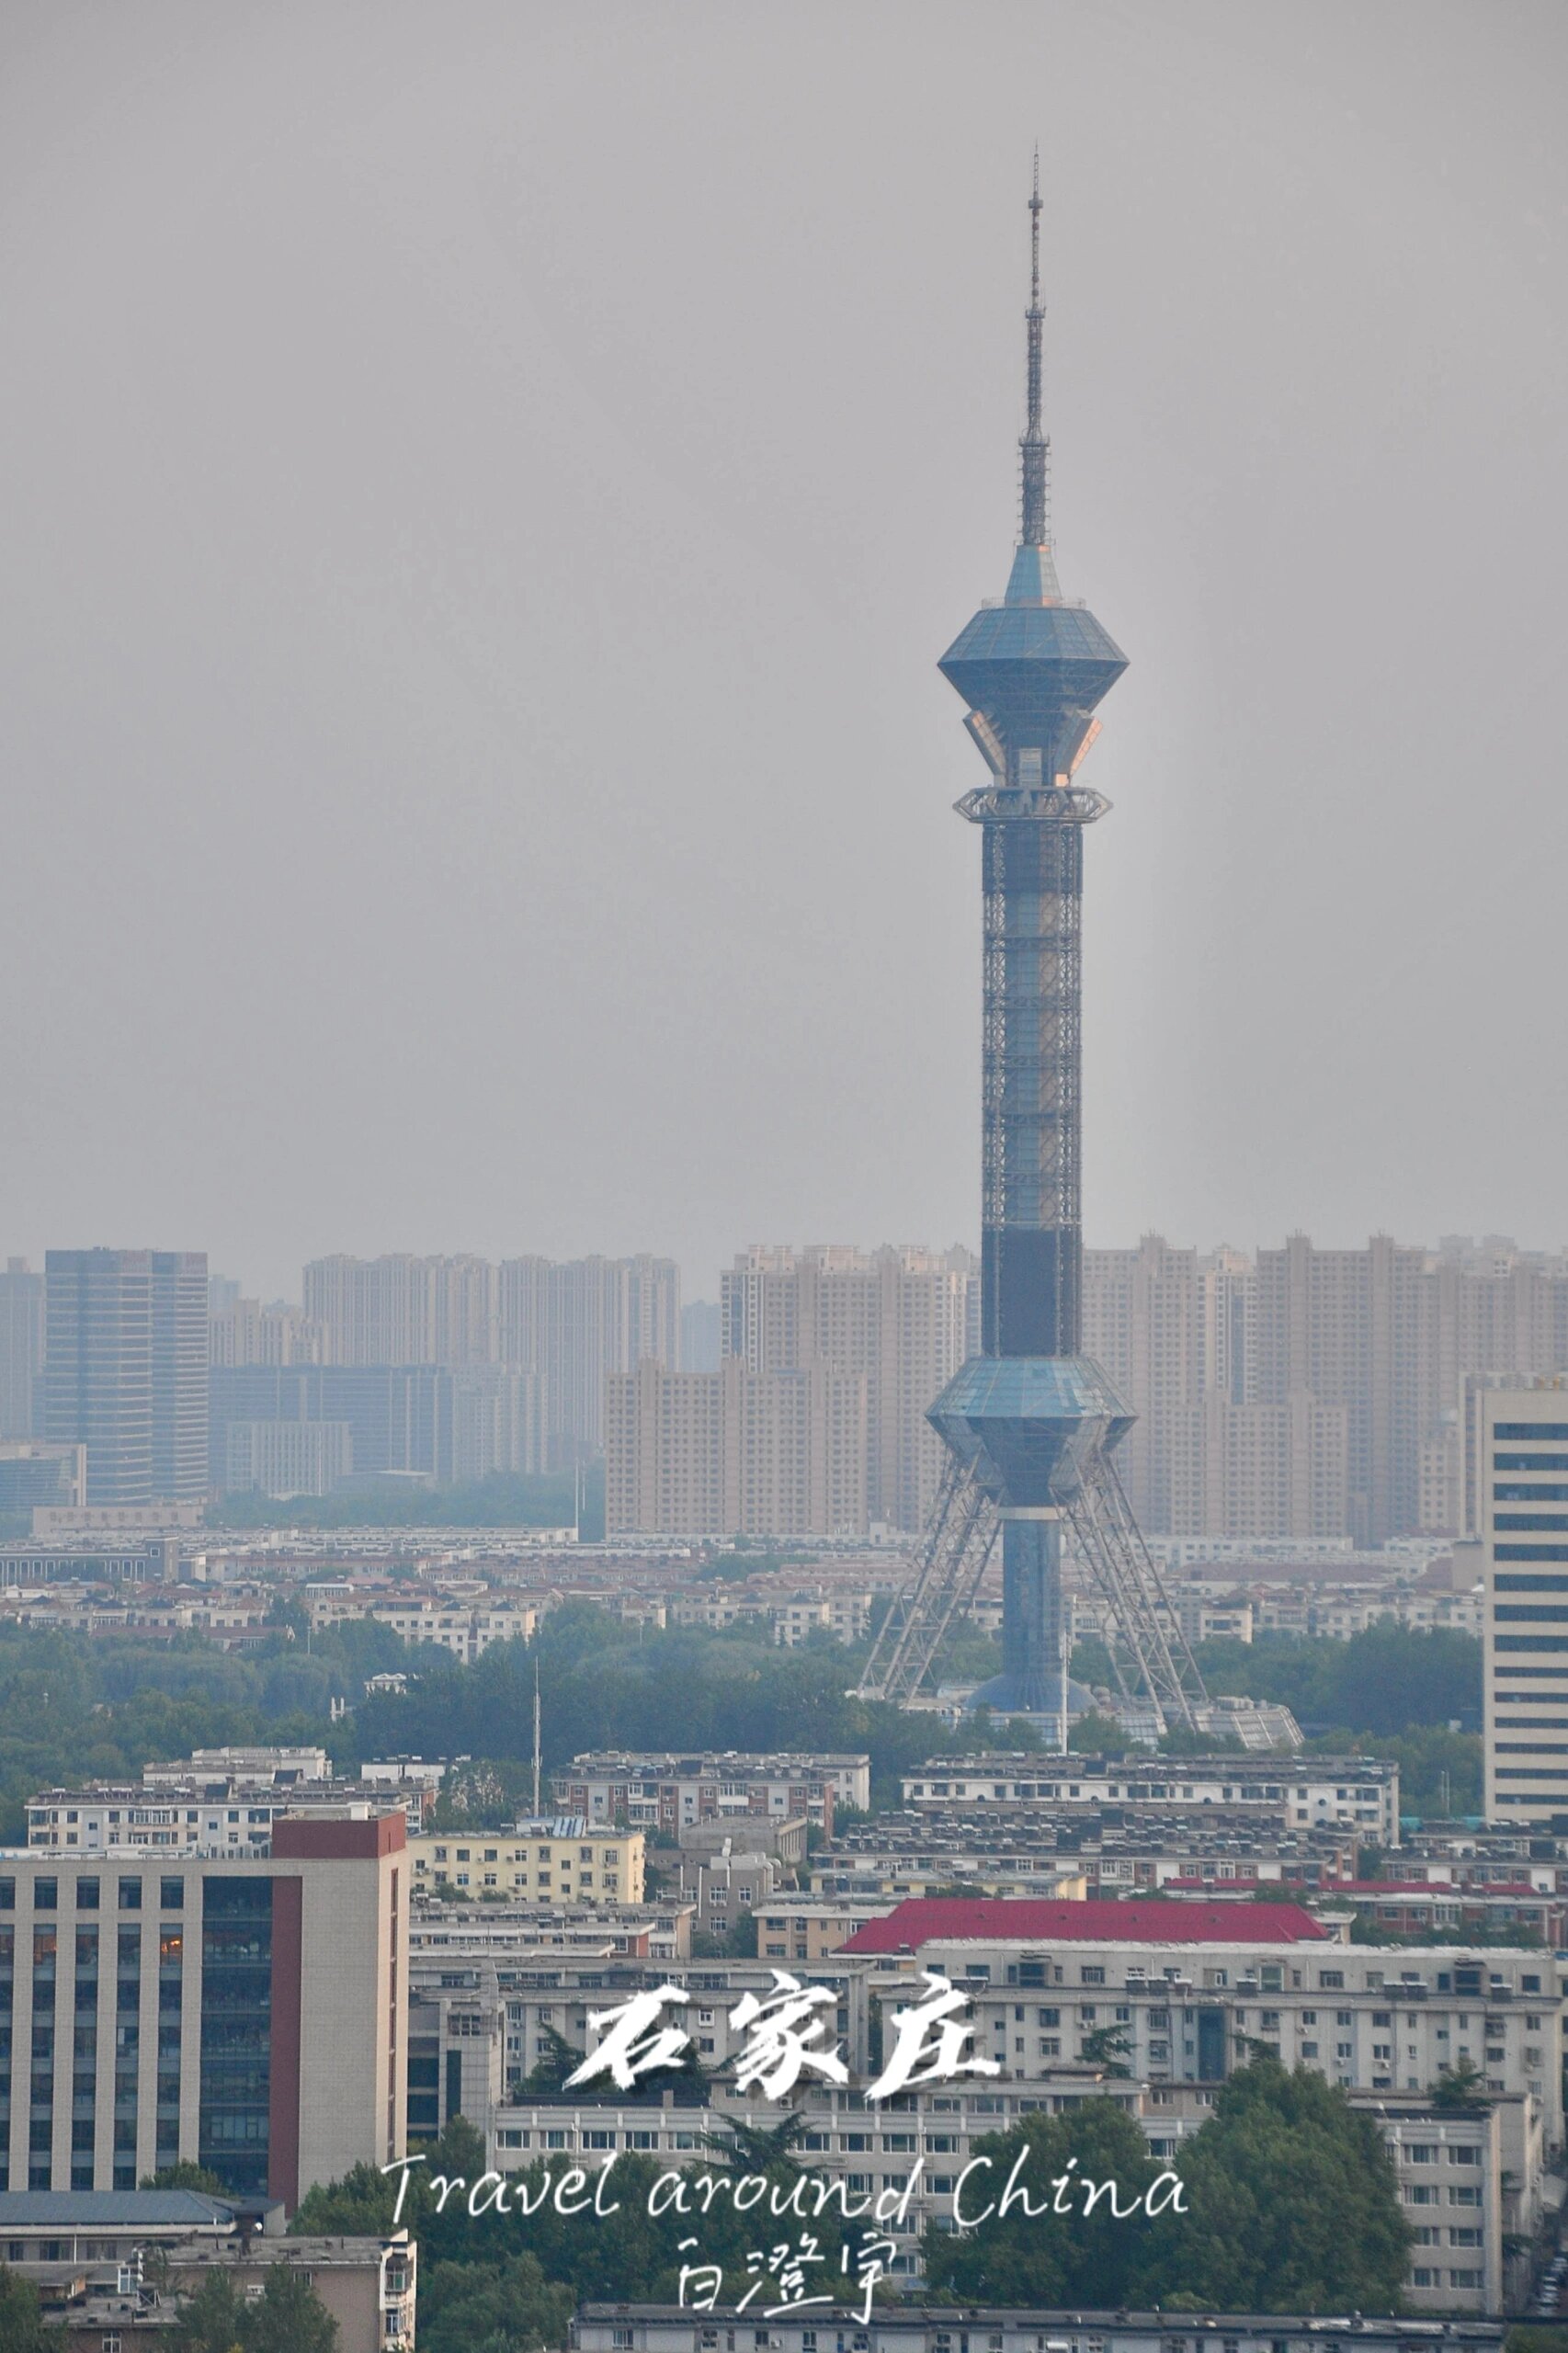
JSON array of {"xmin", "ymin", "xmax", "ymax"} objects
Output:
[{"xmin": 2, "ymin": 1, "xmax": 1564, "ymax": 1302}]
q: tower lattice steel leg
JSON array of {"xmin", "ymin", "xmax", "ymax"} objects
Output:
[{"xmin": 854, "ymin": 1453, "xmax": 997, "ymax": 1704}]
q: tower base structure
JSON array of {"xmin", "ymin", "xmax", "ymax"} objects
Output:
[{"xmin": 855, "ymin": 1354, "xmax": 1207, "ymax": 1732}]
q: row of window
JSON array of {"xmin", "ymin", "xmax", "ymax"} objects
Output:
[{"xmin": 0, "ymin": 1879, "xmax": 185, "ymax": 1914}]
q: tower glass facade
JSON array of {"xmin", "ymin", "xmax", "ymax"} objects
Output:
[{"xmin": 199, "ymin": 1877, "xmax": 272, "ymax": 2195}]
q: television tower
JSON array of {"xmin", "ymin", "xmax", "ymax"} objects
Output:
[{"xmin": 858, "ymin": 168, "xmax": 1206, "ymax": 1731}]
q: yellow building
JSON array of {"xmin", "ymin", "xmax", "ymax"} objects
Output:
[{"xmin": 410, "ymin": 1819, "xmax": 643, "ymax": 1904}]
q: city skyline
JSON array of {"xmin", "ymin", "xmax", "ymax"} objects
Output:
[
  {"xmin": 0, "ymin": 8, "xmax": 1563, "ymax": 2339},
  {"xmin": 16, "ymin": 1226, "xmax": 1563, "ymax": 1543},
  {"xmin": 1, "ymin": 4, "xmax": 1564, "ymax": 1302}
]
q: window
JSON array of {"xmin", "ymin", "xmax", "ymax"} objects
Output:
[
  {"xmin": 34, "ymin": 1879, "xmax": 57, "ymax": 1912},
  {"xmin": 160, "ymin": 1879, "xmax": 183, "ymax": 1911},
  {"xmin": 118, "ymin": 1880, "xmax": 142, "ymax": 1911},
  {"xmin": 77, "ymin": 1879, "xmax": 99, "ymax": 1911}
]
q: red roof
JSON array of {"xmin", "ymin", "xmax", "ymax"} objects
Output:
[{"xmin": 842, "ymin": 1896, "xmax": 1332, "ymax": 1952}]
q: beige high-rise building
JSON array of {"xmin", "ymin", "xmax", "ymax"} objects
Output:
[
  {"xmin": 1082, "ymin": 1234, "xmax": 1201, "ymax": 1531},
  {"xmin": 1165, "ymin": 1389, "xmax": 1349, "ymax": 1540},
  {"xmin": 719, "ymin": 1244, "xmax": 975, "ymax": 1533},
  {"xmin": 209, "ymin": 1296, "xmax": 324, "ymax": 1367},
  {"xmin": 604, "ymin": 1356, "xmax": 868, "ymax": 1537},
  {"xmin": 1478, "ymin": 1380, "xmax": 1568, "ymax": 1824},
  {"xmin": 1082, "ymin": 1233, "xmax": 1568, "ymax": 1544},
  {"xmin": 0, "ymin": 1816, "xmax": 406, "ymax": 2209}
]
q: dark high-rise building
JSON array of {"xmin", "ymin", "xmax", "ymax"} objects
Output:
[
  {"xmin": 45, "ymin": 1249, "xmax": 208, "ymax": 1506},
  {"xmin": 0, "ymin": 1257, "xmax": 45, "ymax": 1439},
  {"xmin": 859, "ymin": 174, "xmax": 1204, "ymax": 1728}
]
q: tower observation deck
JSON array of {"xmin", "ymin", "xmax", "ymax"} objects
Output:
[{"xmin": 857, "ymin": 170, "xmax": 1207, "ymax": 1732}]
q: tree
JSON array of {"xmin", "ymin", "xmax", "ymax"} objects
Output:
[
  {"xmin": 1432, "ymin": 2057, "xmax": 1490, "ymax": 2109},
  {"xmin": 703, "ymin": 2111, "xmax": 809, "ymax": 2172},
  {"xmin": 290, "ymin": 2157, "xmax": 400, "ymax": 2237},
  {"xmin": 1079, "ymin": 2023, "xmax": 1133, "ymax": 2076},
  {"xmin": 169, "ymin": 2269, "xmax": 248, "ymax": 2353},
  {"xmin": 290, "ymin": 2115, "xmax": 487, "ymax": 2258},
  {"xmin": 417, "ymin": 2252, "xmax": 572, "ymax": 2353},
  {"xmin": 0, "ymin": 2262, "xmax": 49, "ymax": 2353},
  {"xmin": 520, "ymin": 2022, "xmax": 585, "ymax": 2092},
  {"xmin": 923, "ymin": 2099, "xmax": 1159, "ymax": 2307},
  {"xmin": 1069, "ymin": 1710, "xmax": 1132, "ymax": 1756},
  {"xmin": 691, "ymin": 1912, "xmax": 759, "ymax": 1961},
  {"xmin": 242, "ymin": 2265, "xmax": 339, "ymax": 2353},
  {"xmin": 1141, "ymin": 2053, "xmax": 1410, "ymax": 2311},
  {"xmin": 1159, "ymin": 1724, "xmax": 1243, "ymax": 1756},
  {"xmin": 142, "ymin": 2160, "xmax": 225, "ymax": 2194}
]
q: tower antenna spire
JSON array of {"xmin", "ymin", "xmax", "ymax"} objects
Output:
[{"xmin": 1020, "ymin": 147, "xmax": 1049, "ymax": 551}]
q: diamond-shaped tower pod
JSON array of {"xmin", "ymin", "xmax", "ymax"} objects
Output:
[{"xmin": 857, "ymin": 167, "xmax": 1205, "ymax": 1731}]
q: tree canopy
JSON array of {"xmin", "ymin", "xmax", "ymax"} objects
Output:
[
  {"xmin": 0, "ymin": 2263, "xmax": 48, "ymax": 2353},
  {"xmin": 169, "ymin": 2264, "xmax": 338, "ymax": 2353},
  {"xmin": 922, "ymin": 2057, "xmax": 1410, "ymax": 2315}
]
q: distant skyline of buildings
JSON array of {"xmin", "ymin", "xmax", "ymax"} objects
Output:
[{"xmin": 2, "ymin": 1230, "xmax": 1566, "ymax": 1535}]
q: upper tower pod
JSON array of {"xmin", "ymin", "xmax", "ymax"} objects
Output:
[{"xmin": 937, "ymin": 161, "xmax": 1128, "ymax": 773}]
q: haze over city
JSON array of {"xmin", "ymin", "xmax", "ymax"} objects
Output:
[{"xmin": 3, "ymin": 1, "xmax": 1565, "ymax": 1300}]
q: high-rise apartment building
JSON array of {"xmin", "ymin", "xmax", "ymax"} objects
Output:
[
  {"xmin": 1478, "ymin": 1380, "xmax": 1568, "ymax": 1825},
  {"xmin": 720, "ymin": 1245, "xmax": 976, "ymax": 1532},
  {"xmin": 0, "ymin": 1259, "xmax": 45, "ymax": 1440},
  {"xmin": 300, "ymin": 1251, "xmax": 679, "ymax": 1467},
  {"xmin": 604, "ymin": 1356, "xmax": 868, "ymax": 1538},
  {"xmin": 301, "ymin": 1253, "xmax": 499, "ymax": 1369},
  {"xmin": 208, "ymin": 1295, "xmax": 324, "ymax": 1368},
  {"xmin": 1082, "ymin": 1233, "xmax": 1568, "ymax": 1544},
  {"xmin": 0, "ymin": 1819, "xmax": 406, "ymax": 2206},
  {"xmin": 44, "ymin": 1250, "xmax": 208, "ymax": 1507}
]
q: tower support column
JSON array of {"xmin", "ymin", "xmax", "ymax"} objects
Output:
[{"xmin": 997, "ymin": 1508, "xmax": 1065, "ymax": 1715}]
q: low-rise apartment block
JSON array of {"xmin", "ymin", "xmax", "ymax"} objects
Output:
[
  {"xmin": 812, "ymin": 1809, "xmax": 1361, "ymax": 1905},
  {"xmin": 838, "ymin": 1901, "xmax": 1562, "ymax": 2197},
  {"xmin": 899, "ymin": 1756, "xmax": 1400, "ymax": 1845},
  {"xmin": 571, "ymin": 2313, "xmax": 1505, "ymax": 2353},
  {"xmin": 408, "ymin": 1818, "xmax": 643, "ymax": 1904},
  {"xmin": 557, "ymin": 1752, "xmax": 871, "ymax": 1833}
]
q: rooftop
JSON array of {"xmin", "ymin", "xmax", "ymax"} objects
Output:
[
  {"xmin": 0, "ymin": 2190, "xmax": 236, "ymax": 2226},
  {"xmin": 842, "ymin": 1896, "xmax": 1334, "ymax": 1951}
]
